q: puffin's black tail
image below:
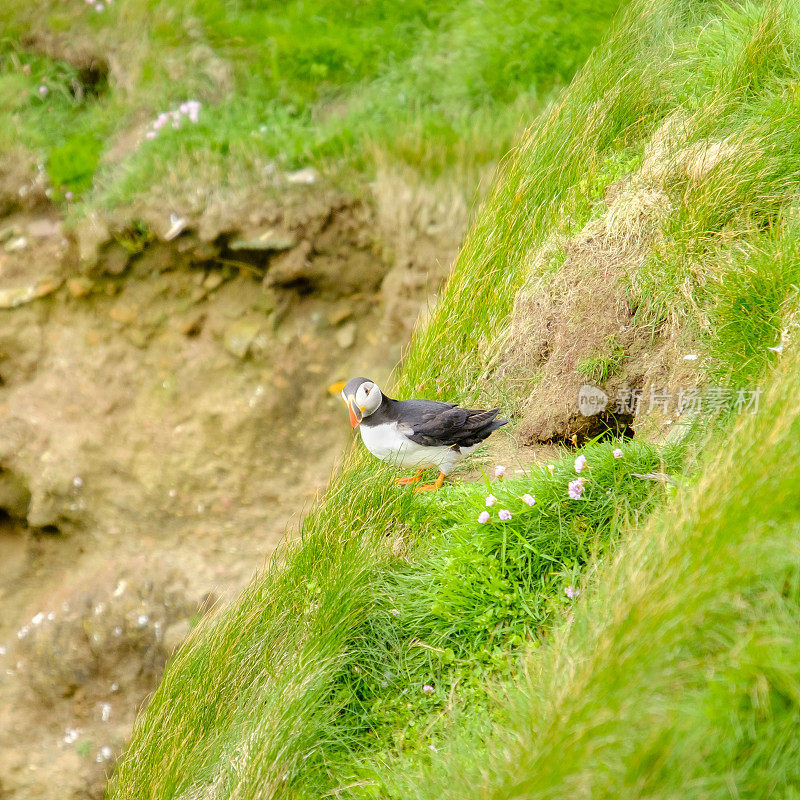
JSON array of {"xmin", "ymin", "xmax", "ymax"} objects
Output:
[{"xmin": 458, "ymin": 408, "xmax": 508, "ymax": 447}]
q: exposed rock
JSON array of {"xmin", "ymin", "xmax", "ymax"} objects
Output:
[
  {"xmin": 4, "ymin": 236, "xmax": 28, "ymax": 253},
  {"xmin": 27, "ymin": 219, "xmax": 61, "ymax": 239},
  {"xmin": 100, "ymin": 244, "xmax": 130, "ymax": 276},
  {"xmin": 0, "ymin": 469, "xmax": 31, "ymax": 519},
  {"xmin": 75, "ymin": 214, "xmax": 110, "ymax": 268},
  {"xmin": 228, "ymin": 229, "xmax": 296, "ymax": 252},
  {"xmin": 202, "ymin": 271, "xmax": 225, "ymax": 290},
  {"xmin": 0, "ymin": 182, "xmax": 466, "ymax": 800},
  {"xmin": 67, "ymin": 277, "xmax": 94, "ymax": 298},
  {"xmin": 163, "ymin": 216, "xmax": 188, "ymax": 241},
  {"xmin": 265, "ymin": 240, "xmax": 312, "ymax": 287},
  {"xmin": 286, "ymin": 168, "xmax": 319, "ymax": 185},
  {"xmin": 0, "ymin": 278, "xmax": 62, "ymax": 309},
  {"xmin": 223, "ymin": 317, "xmax": 264, "ymax": 359},
  {"xmin": 13, "ymin": 565, "xmax": 198, "ymax": 703},
  {"xmin": 335, "ymin": 321, "xmax": 357, "ymax": 350}
]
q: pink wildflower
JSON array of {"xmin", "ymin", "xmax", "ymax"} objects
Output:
[
  {"xmin": 574, "ymin": 454, "xmax": 587, "ymax": 473},
  {"xmin": 422, "ymin": 684, "xmax": 435, "ymax": 696},
  {"xmin": 568, "ymin": 478, "xmax": 585, "ymax": 500},
  {"xmin": 485, "ymin": 494, "xmax": 497, "ymax": 507},
  {"xmin": 494, "ymin": 465, "xmax": 506, "ymax": 478},
  {"xmin": 498, "ymin": 509, "xmax": 512, "ymax": 521},
  {"xmin": 613, "ymin": 448, "xmax": 623, "ymax": 459},
  {"xmin": 522, "ymin": 493, "xmax": 535, "ymax": 506},
  {"xmin": 478, "ymin": 511, "xmax": 490, "ymax": 524},
  {"xmin": 564, "ymin": 586, "xmax": 580, "ymax": 599}
]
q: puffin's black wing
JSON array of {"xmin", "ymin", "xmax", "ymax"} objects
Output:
[{"xmin": 396, "ymin": 399, "xmax": 507, "ymax": 449}]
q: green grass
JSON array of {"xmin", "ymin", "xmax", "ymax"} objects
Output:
[
  {"xmin": 0, "ymin": 0, "xmax": 623, "ymax": 208},
  {"xmin": 108, "ymin": 0, "xmax": 800, "ymax": 797},
  {"xmin": 576, "ymin": 338, "xmax": 626, "ymax": 383}
]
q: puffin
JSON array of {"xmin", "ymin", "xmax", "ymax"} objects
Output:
[{"xmin": 341, "ymin": 377, "xmax": 507, "ymax": 490}]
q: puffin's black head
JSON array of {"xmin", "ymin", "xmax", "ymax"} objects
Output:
[{"xmin": 341, "ymin": 377, "xmax": 383, "ymax": 427}]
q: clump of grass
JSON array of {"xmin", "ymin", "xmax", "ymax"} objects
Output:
[
  {"xmin": 399, "ymin": 440, "xmax": 680, "ymax": 655},
  {"xmin": 47, "ymin": 132, "xmax": 103, "ymax": 198},
  {"xmin": 576, "ymin": 338, "xmax": 626, "ymax": 383}
]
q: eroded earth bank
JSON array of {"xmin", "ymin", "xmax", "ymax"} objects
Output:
[{"xmin": 0, "ymin": 165, "xmax": 468, "ymax": 799}]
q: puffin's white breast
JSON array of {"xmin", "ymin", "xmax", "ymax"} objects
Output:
[{"xmin": 359, "ymin": 422, "xmax": 477, "ymax": 475}]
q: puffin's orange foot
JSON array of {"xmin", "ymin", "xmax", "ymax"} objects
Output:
[
  {"xmin": 414, "ymin": 472, "xmax": 446, "ymax": 493},
  {"xmin": 395, "ymin": 469, "xmax": 424, "ymax": 486}
]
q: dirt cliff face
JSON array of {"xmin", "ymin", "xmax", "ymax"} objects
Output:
[{"xmin": 0, "ymin": 171, "xmax": 468, "ymax": 798}]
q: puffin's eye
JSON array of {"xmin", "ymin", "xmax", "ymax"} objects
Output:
[{"xmin": 364, "ymin": 387, "xmax": 370, "ymax": 395}]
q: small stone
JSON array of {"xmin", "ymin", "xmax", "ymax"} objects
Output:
[
  {"xmin": 223, "ymin": 319, "xmax": 263, "ymax": 359},
  {"xmin": 202, "ymin": 272, "xmax": 225, "ymax": 290},
  {"xmin": 109, "ymin": 304, "xmax": 137, "ymax": 325},
  {"xmin": 265, "ymin": 240, "xmax": 312, "ymax": 286},
  {"xmin": 254, "ymin": 287, "xmax": 277, "ymax": 314},
  {"xmin": 0, "ymin": 278, "xmax": 62, "ymax": 309},
  {"xmin": 328, "ymin": 306, "xmax": 354, "ymax": 326},
  {"xmin": 228, "ymin": 230, "xmax": 295, "ymax": 252},
  {"xmin": 335, "ymin": 321, "xmax": 357, "ymax": 349},
  {"xmin": 101, "ymin": 246, "xmax": 130, "ymax": 276},
  {"xmin": 190, "ymin": 286, "xmax": 208, "ymax": 303},
  {"xmin": 27, "ymin": 218, "xmax": 61, "ymax": 238},
  {"xmin": 164, "ymin": 216, "xmax": 188, "ymax": 241},
  {"xmin": 180, "ymin": 312, "xmax": 206, "ymax": 337},
  {"xmin": 5, "ymin": 236, "xmax": 28, "ymax": 252},
  {"xmin": 286, "ymin": 168, "xmax": 319, "ymax": 185},
  {"xmin": 67, "ymin": 277, "xmax": 94, "ymax": 298}
]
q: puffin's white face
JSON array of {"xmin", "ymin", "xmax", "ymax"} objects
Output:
[{"xmin": 341, "ymin": 379, "xmax": 382, "ymax": 427}]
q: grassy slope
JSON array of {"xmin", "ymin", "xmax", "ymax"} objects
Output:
[
  {"xmin": 399, "ymin": 343, "xmax": 800, "ymax": 800},
  {"xmin": 112, "ymin": 0, "xmax": 800, "ymax": 797},
  {"xmin": 0, "ymin": 0, "xmax": 620, "ymax": 211}
]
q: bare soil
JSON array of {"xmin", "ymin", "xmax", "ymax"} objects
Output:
[{"xmin": 495, "ymin": 117, "xmax": 712, "ymax": 445}]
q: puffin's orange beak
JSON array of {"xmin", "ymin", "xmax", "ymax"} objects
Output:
[{"xmin": 347, "ymin": 396, "xmax": 362, "ymax": 428}]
